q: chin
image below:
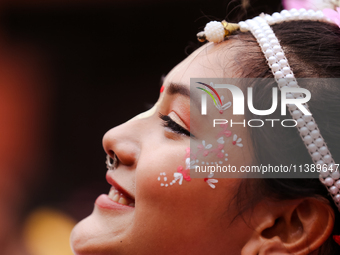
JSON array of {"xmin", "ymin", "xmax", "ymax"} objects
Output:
[{"xmin": 70, "ymin": 214, "xmax": 115, "ymax": 255}]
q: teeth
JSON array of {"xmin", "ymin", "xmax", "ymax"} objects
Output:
[
  {"xmin": 118, "ymin": 196, "xmax": 128, "ymax": 205},
  {"xmin": 112, "ymin": 194, "xmax": 119, "ymax": 202},
  {"xmin": 108, "ymin": 187, "xmax": 135, "ymax": 207}
]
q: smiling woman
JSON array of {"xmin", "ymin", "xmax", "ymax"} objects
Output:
[{"xmin": 70, "ymin": 6, "xmax": 340, "ymax": 255}]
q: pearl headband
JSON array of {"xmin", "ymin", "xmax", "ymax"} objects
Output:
[{"xmin": 197, "ymin": 8, "xmax": 340, "ymax": 211}]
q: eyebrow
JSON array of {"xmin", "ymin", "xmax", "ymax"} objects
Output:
[{"xmin": 166, "ymin": 82, "xmax": 190, "ymax": 97}]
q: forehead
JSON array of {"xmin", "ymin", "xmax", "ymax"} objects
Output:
[{"xmin": 164, "ymin": 41, "xmax": 238, "ymax": 87}]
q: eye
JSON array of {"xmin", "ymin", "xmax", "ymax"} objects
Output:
[{"xmin": 159, "ymin": 113, "xmax": 193, "ymax": 137}]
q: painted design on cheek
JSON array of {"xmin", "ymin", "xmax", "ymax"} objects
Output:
[
  {"xmin": 157, "ymin": 147, "xmax": 192, "ymax": 187},
  {"xmin": 216, "ymin": 123, "xmax": 232, "ymax": 138},
  {"xmin": 204, "ymin": 172, "xmax": 218, "ymax": 189},
  {"xmin": 232, "ymin": 134, "xmax": 243, "ymax": 147},
  {"xmin": 158, "ymin": 172, "xmax": 169, "ymax": 187}
]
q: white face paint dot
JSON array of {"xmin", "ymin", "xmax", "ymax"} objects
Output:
[
  {"xmin": 164, "ymin": 177, "xmax": 167, "ymax": 181},
  {"xmin": 219, "ymin": 161, "xmax": 223, "ymax": 164},
  {"xmin": 206, "ymin": 162, "xmax": 209, "ymax": 165},
  {"xmin": 170, "ymin": 182, "xmax": 173, "ymax": 185},
  {"xmin": 202, "ymin": 161, "xmax": 205, "ymax": 164},
  {"xmin": 211, "ymin": 162, "xmax": 214, "ymax": 164},
  {"xmin": 225, "ymin": 158, "xmax": 228, "ymax": 161},
  {"xmin": 163, "ymin": 172, "xmax": 166, "ymax": 175},
  {"xmin": 165, "ymin": 184, "xmax": 168, "ymax": 187},
  {"xmin": 196, "ymin": 160, "xmax": 199, "ymax": 163},
  {"xmin": 157, "ymin": 177, "xmax": 160, "ymax": 181},
  {"xmin": 222, "ymin": 150, "xmax": 224, "ymax": 153},
  {"xmin": 160, "ymin": 183, "xmax": 164, "ymax": 186}
]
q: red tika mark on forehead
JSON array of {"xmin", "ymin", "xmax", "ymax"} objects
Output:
[
  {"xmin": 333, "ymin": 235, "xmax": 340, "ymax": 246},
  {"xmin": 232, "ymin": 141, "xmax": 236, "ymax": 145},
  {"xmin": 204, "ymin": 178, "xmax": 208, "ymax": 182},
  {"xmin": 160, "ymin": 85, "xmax": 165, "ymax": 93}
]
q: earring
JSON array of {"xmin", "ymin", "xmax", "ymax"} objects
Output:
[{"xmin": 106, "ymin": 154, "xmax": 118, "ymax": 170}]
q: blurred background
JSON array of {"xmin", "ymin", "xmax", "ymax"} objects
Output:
[{"xmin": 0, "ymin": 0, "xmax": 281, "ymax": 254}]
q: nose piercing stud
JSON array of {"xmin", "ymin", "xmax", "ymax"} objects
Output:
[{"xmin": 106, "ymin": 154, "xmax": 118, "ymax": 170}]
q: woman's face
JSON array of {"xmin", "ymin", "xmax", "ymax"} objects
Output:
[{"xmin": 71, "ymin": 42, "xmax": 255, "ymax": 255}]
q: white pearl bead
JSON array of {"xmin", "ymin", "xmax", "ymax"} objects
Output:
[
  {"xmin": 265, "ymin": 49, "xmax": 274, "ymax": 57},
  {"xmin": 264, "ymin": 29, "xmax": 272, "ymax": 35},
  {"xmin": 276, "ymin": 52, "xmax": 284, "ymax": 60},
  {"xmin": 271, "ymin": 63, "xmax": 280, "ymax": 72},
  {"xmin": 275, "ymin": 71, "xmax": 284, "ymax": 79},
  {"xmin": 292, "ymin": 110, "xmax": 302, "ymax": 119},
  {"xmin": 254, "ymin": 28, "xmax": 262, "ymax": 34},
  {"xmin": 316, "ymin": 10, "xmax": 324, "ymax": 20},
  {"xmin": 301, "ymin": 12, "xmax": 309, "ymax": 19},
  {"xmin": 323, "ymin": 155, "xmax": 332, "ymax": 164},
  {"xmin": 335, "ymin": 179, "xmax": 340, "ymax": 189},
  {"xmin": 262, "ymin": 43, "xmax": 270, "ymax": 51},
  {"xmin": 268, "ymin": 56, "xmax": 276, "ymax": 65},
  {"xmin": 303, "ymin": 135, "xmax": 313, "ymax": 144},
  {"xmin": 279, "ymin": 59, "xmax": 288, "ymax": 67},
  {"xmin": 311, "ymin": 130, "xmax": 320, "ymax": 139},
  {"xmin": 270, "ymin": 39, "xmax": 279, "ymax": 46},
  {"xmin": 277, "ymin": 78, "xmax": 287, "ymax": 87},
  {"xmin": 319, "ymin": 146, "xmax": 328, "ymax": 156},
  {"xmin": 330, "ymin": 186, "xmax": 339, "ymax": 195},
  {"xmin": 282, "ymin": 67, "xmax": 291, "ymax": 75},
  {"xmin": 335, "ymin": 194, "xmax": 340, "ymax": 203},
  {"xmin": 325, "ymin": 177, "xmax": 334, "ymax": 186},
  {"xmin": 332, "ymin": 171, "xmax": 340, "ymax": 180},
  {"xmin": 302, "ymin": 115, "xmax": 312, "ymax": 122},
  {"xmin": 272, "ymin": 12, "xmax": 282, "ymax": 22},
  {"xmin": 320, "ymin": 164, "xmax": 329, "ymax": 178},
  {"xmin": 285, "ymin": 74, "xmax": 295, "ymax": 78},
  {"xmin": 299, "ymin": 8, "xmax": 307, "ymax": 13},
  {"xmin": 240, "ymin": 24, "xmax": 249, "ymax": 32},
  {"xmin": 273, "ymin": 45, "xmax": 281, "ymax": 53},
  {"xmin": 299, "ymin": 127, "xmax": 309, "ymax": 136},
  {"xmin": 292, "ymin": 12, "xmax": 300, "ymax": 18},
  {"xmin": 297, "ymin": 118, "xmax": 305, "ymax": 128},
  {"xmin": 308, "ymin": 143, "xmax": 317, "ymax": 153},
  {"xmin": 307, "ymin": 10, "xmax": 315, "ymax": 15},
  {"xmin": 310, "ymin": 13, "xmax": 317, "ymax": 20},
  {"xmin": 265, "ymin": 15, "xmax": 274, "ymax": 24},
  {"xmin": 306, "ymin": 121, "xmax": 316, "ymax": 130},
  {"xmin": 267, "ymin": 34, "xmax": 276, "ymax": 40},
  {"xmin": 315, "ymin": 138, "xmax": 324, "ymax": 147},
  {"xmin": 289, "ymin": 8, "xmax": 298, "ymax": 13},
  {"xmin": 254, "ymin": 17, "xmax": 264, "ymax": 23},
  {"xmin": 260, "ymin": 38, "xmax": 268, "ymax": 44},
  {"xmin": 257, "ymin": 33, "xmax": 265, "ymax": 39},
  {"xmin": 286, "ymin": 93, "xmax": 294, "ymax": 99},
  {"xmin": 288, "ymin": 104, "xmax": 297, "ymax": 111},
  {"xmin": 288, "ymin": 81, "xmax": 298, "ymax": 87},
  {"xmin": 312, "ymin": 152, "xmax": 322, "ymax": 161}
]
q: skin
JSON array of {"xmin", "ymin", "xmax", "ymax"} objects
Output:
[{"xmin": 70, "ymin": 41, "xmax": 335, "ymax": 255}]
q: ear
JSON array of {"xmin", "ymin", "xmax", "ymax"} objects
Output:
[{"xmin": 241, "ymin": 198, "xmax": 335, "ymax": 255}]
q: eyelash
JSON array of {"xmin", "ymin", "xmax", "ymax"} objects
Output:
[{"xmin": 159, "ymin": 113, "xmax": 191, "ymax": 137}]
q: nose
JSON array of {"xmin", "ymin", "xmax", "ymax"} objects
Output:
[{"xmin": 102, "ymin": 120, "xmax": 141, "ymax": 168}]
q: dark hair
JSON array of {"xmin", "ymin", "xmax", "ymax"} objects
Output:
[{"xmin": 228, "ymin": 20, "xmax": 340, "ymax": 254}]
